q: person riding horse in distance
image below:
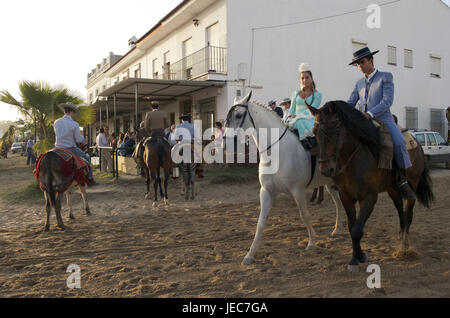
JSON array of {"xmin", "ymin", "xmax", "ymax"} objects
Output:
[{"xmin": 144, "ymin": 101, "xmax": 169, "ymax": 138}]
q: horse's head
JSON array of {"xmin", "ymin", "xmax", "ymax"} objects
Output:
[
  {"xmin": 225, "ymin": 91, "xmax": 254, "ymax": 131},
  {"xmin": 307, "ymin": 101, "xmax": 345, "ymax": 177}
]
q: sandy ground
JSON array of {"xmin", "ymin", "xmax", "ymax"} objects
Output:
[{"xmin": 0, "ymin": 154, "xmax": 449, "ymax": 298}]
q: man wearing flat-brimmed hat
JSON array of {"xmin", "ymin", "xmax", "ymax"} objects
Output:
[
  {"xmin": 54, "ymin": 102, "xmax": 96, "ymax": 185},
  {"xmin": 347, "ymin": 47, "xmax": 415, "ymax": 200},
  {"xmin": 280, "ymin": 98, "xmax": 291, "ymax": 121},
  {"xmin": 268, "ymin": 100, "xmax": 284, "ymax": 118}
]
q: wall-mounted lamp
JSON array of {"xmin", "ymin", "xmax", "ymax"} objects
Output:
[{"xmin": 193, "ymin": 19, "xmax": 199, "ymax": 27}]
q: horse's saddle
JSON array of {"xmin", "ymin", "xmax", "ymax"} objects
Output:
[{"xmin": 399, "ymin": 126, "xmax": 418, "ymax": 151}]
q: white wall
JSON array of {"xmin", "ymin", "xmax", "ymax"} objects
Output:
[{"xmin": 226, "ymin": 0, "xmax": 450, "ymax": 134}]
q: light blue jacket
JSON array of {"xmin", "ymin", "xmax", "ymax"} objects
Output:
[{"xmin": 347, "ymin": 71, "xmax": 395, "ymax": 123}]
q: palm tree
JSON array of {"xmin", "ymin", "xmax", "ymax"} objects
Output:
[{"xmin": 0, "ymin": 80, "xmax": 94, "ymax": 140}]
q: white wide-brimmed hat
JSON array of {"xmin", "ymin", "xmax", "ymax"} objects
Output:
[
  {"xmin": 299, "ymin": 63, "xmax": 311, "ymax": 73},
  {"xmin": 58, "ymin": 102, "xmax": 80, "ymax": 116}
]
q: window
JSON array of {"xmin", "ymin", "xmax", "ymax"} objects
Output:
[
  {"xmin": 387, "ymin": 46, "xmax": 397, "ymax": 65},
  {"xmin": 152, "ymin": 58, "xmax": 159, "ymax": 79},
  {"xmin": 430, "ymin": 54, "xmax": 441, "ymax": 78},
  {"xmin": 415, "ymin": 134, "xmax": 425, "ymax": 147},
  {"xmin": 435, "ymin": 133, "xmax": 446, "ymax": 145},
  {"xmin": 431, "ymin": 109, "xmax": 445, "ymax": 136},
  {"xmin": 404, "ymin": 49, "xmax": 413, "ymax": 68},
  {"xmin": 351, "ymin": 39, "xmax": 367, "ymax": 53},
  {"xmin": 163, "ymin": 51, "xmax": 171, "ymax": 80},
  {"xmin": 405, "ymin": 107, "xmax": 418, "ymax": 130},
  {"xmin": 426, "ymin": 133, "xmax": 437, "ymax": 146},
  {"xmin": 134, "ymin": 64, "xmax": 141, "ymax": 78},
  {"xmin": 206, "ymin": 22, "xmax": 220, "ymax": 47}
]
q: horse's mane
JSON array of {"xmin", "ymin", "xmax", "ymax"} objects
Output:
[
  {"xmin": 324, "ymin": 101, "xmax": 381, "ymax": 159},
  {"xmin": 250, "ymin": 101, "xmax": 286, "ymax": 127}
]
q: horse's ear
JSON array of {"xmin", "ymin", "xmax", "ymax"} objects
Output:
[
  {"xmin": 328, "ymin": 102, "xmax": 337, "ymax": 115},
  {"xmin": 244, "ymin": 91, "xmax": 252, "ymax": 104}
]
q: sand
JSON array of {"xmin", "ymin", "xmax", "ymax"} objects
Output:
[{"xmin": 0, "ymin": 154, "xmax": 449, "ymax": 298}]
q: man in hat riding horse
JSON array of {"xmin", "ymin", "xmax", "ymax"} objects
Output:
[
  {"xmin": 347, "ymin": 47, "xmax": 416, "ymax": 200},
  {"xmin": 144, "ymin": 101, "xmax": 169, "ymax": 139},
  {"xmin": 54, "ymin": 102, "xmax": 96, "ymax": 186}
]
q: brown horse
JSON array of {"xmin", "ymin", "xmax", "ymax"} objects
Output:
[
  {"xmin": 36, "ymin": 151, "xmax": 91, "ymax": 231},
  {"xmin": 307, "ymin": 101, "xmax": 434, "ymax": 272},
  {"xmin": 140, "ymin": 135, "xmax": 172, "ymax": 206}
]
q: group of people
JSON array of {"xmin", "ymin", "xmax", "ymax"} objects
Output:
[
  {"xmin": 50, "ymin": 46, "xmax": 416, "ymax": 200},
  {"xmin": 263, "ymin": 46, "xmax": 416, "ymax": 200}
]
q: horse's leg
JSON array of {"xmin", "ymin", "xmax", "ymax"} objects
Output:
[
  {"xmin": 348, "ymin": 194, "xmax": 378, "ymax": 272},
  {"xmin": 151, "ymin": 170, "xmax": 158, "ymax": 206},
  {"xmin": 163, "ymin": 169, "xmax": 169, "ymax": 205},
  {"xmin": 184, "ymin": 165, "xmax": 190, "ymax": 201},
  {"xmin": 79, "ymin": 186, "xmax": 91, "ymax": 216},
  {"xmin": 190, "ymin": 169, "xmax": 195, "ymax": 200},
  {"xmin": 339, "ymin": 194, "xmax": 358, "ymax": 270},
  {"xmin": 292, "ymin": 188, "xmax": 317, "ymax": 250},
  {"xmin": 157, "ymin": 167, "xmax": 163, "ymax": 197},
  {"xmin": 317, "ymin": 186, "xmax": 324, "ymax": 204},
  {"xmin": 144, "ymin": 166, "xmax": 151, "ymax": 199},
  {"xmin": 44, "ymin": 192, "xmax": 51, "ymax": 231},
  {"xmin": 66, "ymin": 190, "xmax": 74, "ymax": 220},
  {"xmin": 326, "ymin": 185, "xmax": 343, "ymax": 236},
  {"xmin": 242, "ymin": 187, "xmax": 273, "ymax": 265},
  {"xmin": 55, "ymin": 193, "xmax": 66, "ymax": 230},
  {"xmin": 402, "ymin": 198, "xmax": 416, "ymax": 250},
  {"xmin": 388, "ymin": 189, "xmax": 405, "ymax": 241},
  {"xmin": 309, "ymin": 188, "xmax": 318, "ymax": 202}
]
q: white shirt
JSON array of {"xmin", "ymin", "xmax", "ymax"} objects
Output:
[
  {"xmin": 96, "ymin": 133, "xmax": 109, "ymax": 147},
  {"xmin": 54, "ymin": 115, "xmax": 85, "ymax": 149}
]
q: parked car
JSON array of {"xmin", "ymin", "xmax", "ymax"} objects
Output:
[
  {"xmin": 410, "ymin": 130, "xmax": 450, "ymax": 169},
  {"xmin": 11, "ymin": 142, "xmax": 24, "ymax": 154}
]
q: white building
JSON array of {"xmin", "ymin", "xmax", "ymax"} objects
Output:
[{"xmin": 86, "ymin": 0, "xmax": 450, "ymax": 143}]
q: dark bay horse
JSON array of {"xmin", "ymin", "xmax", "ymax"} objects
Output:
[
  {"xmin": 138, "ymin": 135, "xmax": 172, "ymax": 207},
  {"xmin": 307, "ymin": 101, "xmax": 434, "ymax": 272},
  {"xmin": 36, "ymin": 151, "xmax": 91, "ymax": 231}
]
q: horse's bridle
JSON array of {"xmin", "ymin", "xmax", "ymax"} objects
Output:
[
  {"xmin": 226, "ymin": 103, "xmax": 289, "ymax": 154},
  {"xmin": 315, "ymin": 117, "xmax": 361, "ymax": 176}
]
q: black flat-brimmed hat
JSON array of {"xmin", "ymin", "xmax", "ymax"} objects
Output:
[
  {"xmin": 349, "ymin": 47, "xmax": 380, "ymax": 65},
  {"xmin": 179, "ymin": 113, "xmax": 192, "ymax": 120}
]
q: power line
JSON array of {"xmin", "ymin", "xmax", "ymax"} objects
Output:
[{"xmin": 248, "ymin": 0, "xmax": 402, "ymax": 84}]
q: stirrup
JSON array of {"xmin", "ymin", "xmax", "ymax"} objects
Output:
[{"xmin": 398, "ymin": 182, "xmax": 416, "ymax": 200}]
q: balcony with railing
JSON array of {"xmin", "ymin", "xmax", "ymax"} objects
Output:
[{"xmin": 155, "ymin": 45, "xmax": 227, "ymax": 81}]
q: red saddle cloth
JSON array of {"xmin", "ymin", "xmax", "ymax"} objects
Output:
[{"xmin": 34, "ymin": 148, "xmax": 90, "ymax": 192}]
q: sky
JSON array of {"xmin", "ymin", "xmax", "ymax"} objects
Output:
[
  {"xmin": 0, "ymin": 0, "xmax": 449, "ymax": 122},
  {"xmin": 0, "ymin": 0, "xmax": 183, "ymax": 122}
]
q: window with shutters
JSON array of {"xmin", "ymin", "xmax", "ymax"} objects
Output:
[
  {"xmin": 387, "ymin": 46, "xmax": 397, "ymax": 65},
  {"xmin": 430, "ymin": 109, "xmax": 445, "ymax": 136},
  {"xmin": 405, "ymin": 107, "xmax": 418, "ymax": 130},
  {"xmin": 430, "ymin": 55, "xmax": 441, "ymax": 78},
  {"xmin": 351, "ymin": 39, "xmax": 367, "ymax": 54},
  {"xmin": 404, "ymin": 49, "xmax": 413, "ymax": 68}
]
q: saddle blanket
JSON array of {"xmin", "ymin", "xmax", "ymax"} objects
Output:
[{"xmin": 34, "ymin": 148, "xmax": 90, "ymax": 193}]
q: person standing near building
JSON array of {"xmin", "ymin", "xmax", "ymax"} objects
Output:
[
  {"xmin": 175, "ymin": 114, "xmax": 204, "ymax": 178},
  {"xmin": 26, "ymin": 136, "xmax": 36, "ymax": 165},
  {"xmin": 347, "ymin": 46, "xmax": 416, "ymax": 200},
  {"xmin": 268, "ymin": 100, "xmax": 284, "ymax": 118},
  {"xmin": 280, "ymin": 98, "xmax": 292, "ymax": 122},
  {"xmin": 96, "ymin": 127, "xmax": 112, "ymax": 172}
]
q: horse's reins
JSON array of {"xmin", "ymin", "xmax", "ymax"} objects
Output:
[{"xmin": 227, "ymin": 103, "xmax": 289, "ymax": 154}]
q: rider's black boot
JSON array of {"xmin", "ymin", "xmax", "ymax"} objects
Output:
[{"xmin": 396, "ymin": 169, "xmax": 416, "ymax": 200}]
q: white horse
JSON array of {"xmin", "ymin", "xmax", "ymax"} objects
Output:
[{"xmin": 225, "ymin": 92, "xmax": 343, "ymax": 265}]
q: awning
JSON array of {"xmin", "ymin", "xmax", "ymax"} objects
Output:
[{"xmin": 91, "ymin": 77, "xmax": 225, "ymax": 117}]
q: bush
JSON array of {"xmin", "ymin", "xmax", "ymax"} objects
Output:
[{"xmin": 33, "ymin": 139, "xmax": 54, "ymax": 156}]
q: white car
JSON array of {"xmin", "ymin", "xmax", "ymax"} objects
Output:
[
  {"xmin": 11, "ymin": 142, "xmax": 24, "ymax": 154},
  {"xmin": 410, "ymin": 130, "xmax": 450, "ymax": 169}
]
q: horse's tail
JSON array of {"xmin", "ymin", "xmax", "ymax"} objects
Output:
[
  {"xmin": 46, "ymin": 153, "xmax": 56, "ymax": 207},
  {"xmin": 416, "ymin": 160, "xmax": 435, "ymax": 209}
]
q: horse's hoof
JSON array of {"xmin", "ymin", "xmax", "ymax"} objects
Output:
[
  {"xmin": 242, "ymin": 257, "xmax": 254, "ymax": 265},
  {"xmin": 347, "ymin": 264, "xmax": 359, "ymax": 272},
  {"xmin": 359, "ymin": 251, "xmax": 369, "ymax": 263},
  {"xmin": 190, "ymin": 196, "xmax": 195, "ymax": 201},
  {"xmin": 331, "ymin": 228, "xmax": 342, "ymax": 237},
  {"xmin": 305, "ymin": 243, "xmax": 317, "ymax": 251},
  {"xmin": 69, "ymin": 214, "xmax": 75, "ymax": 220},
  {"xmin": 152, "ymin": 202, "xmax": 158, "ymax": 208},
  {"xmin": 145, "ymin": 194, "xmax": 150, "ymax": 200},
  {"xmin": 56, "ymin": 225, "xmax": 66, "ymax": 231},
  {"xmin": 86, "ymin": 210, "xmax": 92, "ymax": 216},
  {"xmin": 44, "ymin": 226, "xmax": 50, "ymax": 232}
]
